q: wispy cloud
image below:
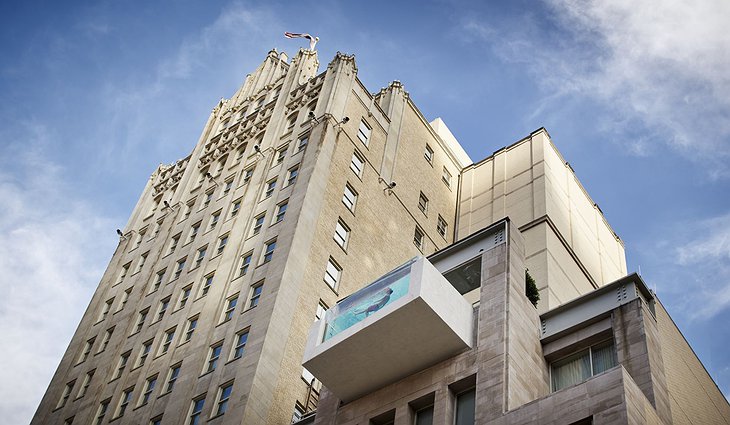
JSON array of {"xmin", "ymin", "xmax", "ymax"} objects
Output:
[
  {"xmin": 95, "ymin": 2, "xmax": 280, "ymax": 168},
  {"xmin": 640, "ymin": 211, "xmax": 730, "ymax": 321},
  {"xmin": 458, "ymin": 0, "xmax": 730, "ymax": 178},
  {"xmin": 0, "ymin": 122, "xmax": 117, "ymax": 424},
  {"xmin": 670, "ymin": 213, "xmax": 730, "ymax": 320}
]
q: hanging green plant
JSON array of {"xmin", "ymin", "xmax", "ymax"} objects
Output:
[{"xmin": 525, "ymin": 270, "xmax": 539, "ymax": 307}]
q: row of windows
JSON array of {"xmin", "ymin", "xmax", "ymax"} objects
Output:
[
  {"xmin": 109, "ymin": 188, "xmax": 283, "ymax": 320},
  {"xmin": 85, "ymin": 366, "xmax": 233, "ymax": 425},
  {"xmin": 70, "ymin": 324, "xmax": 252, "ymax": 422}
]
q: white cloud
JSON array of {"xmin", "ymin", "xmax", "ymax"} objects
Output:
[
  {"xmin": 460, "ymin": 0, "xmax": 730, "ymax": 178},
  {"xmin": 642, "ymin": 212, "xmax": 730, "ymax": 321},
  {"xmin": 95, "ymin": 1, "xmax": 280, "ymax": 169},
  {"xmin": 544, "ymin": 0, "xmax": 730, "ymax": 171},
  {"xmin": 0, "ymin": 122, "xmax": 117, "ymax": 424}
]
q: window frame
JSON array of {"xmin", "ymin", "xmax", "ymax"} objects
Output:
[
  {"xmin": 215, "ymin": 382, "xmax": 234, "ymax": 416},
  {"xmin": 350, "ymin": 151, "xmax": 365, "ymax": 178},
  {"xmin": 262, "ymin": 239, "xmax": 277, "ymax": 264},
  {"xmin": 324, "ymin": 257, "xmax": 342, "ymax": 290},
  {"xmin": 232, "ymin": 329, "xmax": 249, "ymax": 360},
  {"xmin": 248, "ymin": 281, "xmax": 263, "ymax": 309},
  {"xmin": 342, "ymin": 183, "xmax": 358, "ymax": 212},
  {"xmin": 334, "ymin": 219, "xmax": 350, "ymax": 249},
  {"xmin": 206, "ymin": 342, "xmax": 223, "ymax": 373},
  {"xmin": 357, "ymin": 119, "xmax": 371, "ymax": 146}
]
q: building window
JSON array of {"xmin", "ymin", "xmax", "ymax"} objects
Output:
[
  {"xmin": 350, "ymin": 151, "xmax": 365, "ymax": 177},
  {"xmin": 285, "ymin": 113, "xmax": 297, "ymax": 133},
  {"xmin": 264, "ymin": 179, "xmax": 276, "ymax": 199},
  {"xmin": 207, "ymin": 342, "xmax": 223, "ymax": 373},
  {"xmin": 140, "ymin": 375, "xmax": 157, "ymax": 406},
  {"xmin": 262, "ymin": 239, "xmax": 276, "ymax": 263},
  {"xmin": 137, "ymin": 340, "xmax": 152, "ymax": 367},
  {"xmin": 188, "ymin": 222, "xmax": 201, "ymax": 244},
  {"xmin": 194, "ymin": 246, "xmax": 207, "ymax": 268},
  {"xmin": 134, "ymin": 309, "xmax": 148, "ymax": 334},
  {"xmin": 134, "ymin": 228, "xmax": 146, "ymax": 250},
  {"xmin": 173, "ymin": 258, "xmax": 187, "ymax": 280},
  {"xmin": 151, "ymin": 269, "xmax": 165, "ymax": 293},
  {"xmin": 117, "ymin": 287, "xmax": 132, "ymax": 312},
  {"xmin": 114, "ymin": 387, "xmax": 133, "ymax": 418},
  {"xmin": 178, "ymin": 285, "xmax": 192, "ymax": 310},
  {"xmin": 97, "ymin": 327, "xmax": 114, "ymax": 353},
  {"xmin": 442, "ymin": 167, "xmax": 452, "ymax": 188},
  {"xmin": 418, "ymin": 192, "xmax": 429, "ymax": 215},
  {"xmin": 285, "ymin": 165, "xmax": 299, "ymax": 186},
  {"xmin": 77, "ymin": 370, "xmax": 94, "ymax": 399},
  {"xmin": 437, "ymin": 215, "xmax": 448, "ymax": 238},
  {"xmin": 230, "ymin": 199, "xmax": 242, "ymax": 217},
  {"xmin": 98, "ymin": 298, "xmax": 114, "ymax": 322},
  {"xmin": 160, "ymin": 328, "xmax": 175, "ymax": 354},
  {"xmin": 198, "ymin": 168, "xmax": 208, "ymax": 185},
  {"xmin": 117, "ymin": 263, "xmax": 130, "ymax": 285},
  {"xmin": 292, "ymin": 403, "xmax": 306, "ymax": 423},
  {"xmin": 315, "ymin": 301, "xmax": 328, "ymax": 321},
  {"xmin": 357, "ymin": 119, "xmax": 371, "ymax": 145},
  {"xmin": 165, "ymin": 363, "xmax": 181, "ymax": 393},
  {"xmin": 248, "ymin": 282, "xmax": 263, "ymax": 308},
  {"xmin": 324, "ymin": 258, "xmax": 341, "ymax": 290},
  {"xmin": 94, "ymin": 399, "xmax": 110, "ymax": 425},
  {"xmin": 454, "ymin": 388, "xmax": 475, "ymax": 425},
  {"xmin": 183, "ymin": 199, "xmax": 195, "ymax": 221},
  {"xmin": 275, "ymin": 201, "xmax": 288, "ymax": 223},
  {"xmin": 151, "ymin": 221, "xmax": 162, "ymax": 239},
  {"xmin": 342, "ymin": 183, "xmax": 357, "ymax": 211},
  {"xmin": 209, "ymin": 210, "xmax": 221, "ymax": 230},
  {"xmin": 414, "ymin": 405, "xmax": 434, "ymax": 425},
  {"xmin": 232, "ymin": 330, "xmax": 249, "ymax": 359},
  {"xmin": 217, "ymin": 234, "xmax": 228, "ymax": 255},
  {"xmin": 424, "ymin": 144, "xmax": 434, "ymax": 164},
  {"xmin": 189, "ymin": 397, "xmax": 205, "ymax": 425},
  {"xmin": 235, "ymin": 143, "xmax": 247, "ymax": 161},
  {"xmin": 168, "ymin": 233, "xmax": 181, "ymax": 255},
  {"xmin": 252, "ymin": 213, "xmax": 265, "ymax": 235},
  {"xmin": 223, "ymin": 295, "xmax": 238, "ymax": 322},
  {"xmin": 550, "ymin": 340, "xmax": 617, "ymax": 391},
  {"xmin": 114, "ymin": 352, "xmax": 130, "ymax": 380},
  {"xmin": 334, "ymin": 219, "xmax": 350, "ymax": 249},
  {"xmin": 242, "ymin": 167, "xmax": 254, "ymax": 185},
  {"xmin": 185, "ymin": 317, "xmax": 198, "ymax": 342},
  {"xmin": 223, "ymin": 178, "xmax": 234, "ymax": 195},
  {"xmin": 200, "ymin": 274, "xmax": 214, "ymax": 297},
  {"xmin": 57, "ymin": 380, "xmax": 75, "ymax": 409},
  {"xmin": 238, "ymin": 252, "xmax": 253, "ymax": 276},
  {"xmin": 215, "ymin": 382, "xmax": 233, "ymax": 416},
  {"xmin": 134, "ymin": 251, "xmax": 148, "ymax": 274},
  {"xmin": 414, "ymin": 227, "xmax": 425, "ymax": 251},
  {"xmin": 275, "ymin": 146, "xmax": 288, "ymax": 165},
  {"xmin": 77, "ymin": 337, "xmax": 95, "ymax": 364},
  {"xmin": 203, "ymin": 189, "xmax": 214, "ymax": 208},
  {"xmin": 155, "ymin": 298, "xmax": 169, "ymax": 322},
  {"xmin": 296, "ymin": 136, "xmax": 308, "ymax": 153},
  {"xmin": 215, "ymin": 155, "xmax": 227, "ymax": 176}
]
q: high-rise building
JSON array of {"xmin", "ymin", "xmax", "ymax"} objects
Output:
[{"xmin": 31, "ymin": 47, "xmax": 728, "ymax": 425}]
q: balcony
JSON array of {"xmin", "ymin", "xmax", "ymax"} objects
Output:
[{"xmin": 302, "ymin": 256, "xmax": 474, "ymax": 402}]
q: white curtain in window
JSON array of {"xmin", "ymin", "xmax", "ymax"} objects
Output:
[
  {"xmin": 591, "ymin": 342, "xmax": 617, "ymax": 375},
  {"xmin": 551, "ymin": 351, "xmax": 591, "ymax": 391}
]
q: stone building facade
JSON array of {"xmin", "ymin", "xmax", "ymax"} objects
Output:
[{"xmin": 31, "ymin": 47, "xmax": 728, "ymax": 425}]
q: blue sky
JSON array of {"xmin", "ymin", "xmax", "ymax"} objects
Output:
[{"xmin": 1, "ymin": 0, "xmax": 729, "ymax": 422}]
